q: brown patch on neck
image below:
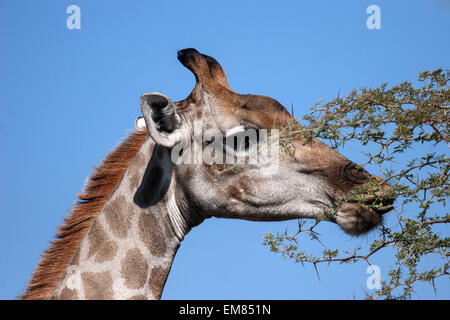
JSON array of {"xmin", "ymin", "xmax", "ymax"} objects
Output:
[
  {"xmin": 149, "ymin": 265, "xmax": 171, "ymax": 299},
  {"xmin": 82, "ymin": 271, "xmax": 114, "ymax": 300},
  {"xmin": 138, "ymin": 210, "xmax": 167, "ymax": 257},
  {"xmin": 53, "ymin": 287, "xmax": 78, "ymax": 300},
  {"xmin": 120, "ymin": 248, "xmax": 149, "ymax": 289},
  {"xmin": 87, "ymin": 219, "xmax": 118, "ymax": 263},
  {"xmin": 104, "ymin": 194, "xmax": 134, "ymax": 238},
  {"xmin": 20, "ymin": 130, "xmax": 149, "ymax": 300},
  {"xmin": 129, "ymin": 294, "xmax": 148, "ymax": 300}
]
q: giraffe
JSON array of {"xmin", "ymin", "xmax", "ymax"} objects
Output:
[{"xmin": 21, "ymin": 48, "xmax": 395, "ymax": 300}]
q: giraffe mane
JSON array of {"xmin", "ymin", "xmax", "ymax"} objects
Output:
[{"xmin": 20, "ymin": 130, "xmax": 149, "ymax": 300}]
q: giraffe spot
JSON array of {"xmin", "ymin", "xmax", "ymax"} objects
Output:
[
  {"xmin": 138, "ymin": 212, "xmax": 167, "ymax": 257},
  {"xmin": 129, "ymin": 170, "xmax": 142, "ymax": 192},
  {"xmin": 87, "ymin": 219, "xmax": 117, "ymax": 262},
  {"xmin": 94, "ymin": 240, "xmax": 118, "ymax": 263},
  {"xmin": 129, "ymin": 295, "xmax": 148, "ymax": 300},
  {"xmin": 195, "ymin": 109, "xmax": 203, "ymax": 119},
  {"xmin": 54, "ymin": 287, "xmax": 78, "ymax": 300},
  {"xmin": 87, "ymin": 219, "xmax": 109, "ymax": 259},
  {"xmin": 132, "ymin": 151, "xmax": 148, "ymax": 169},
  {"xmin": 104, "ymin": 194, "xmax": 133, "ymax": 238},
  {"xmin": 149, "ymin": 266, "xmax": 170, "ymax": 299},
  {"xmin": 88, "ymin": 220, "xmax": 109, "ymax": 249},
  {"xmin": 81, "ymin": 271, "xmax": 114, "ymax": 300},
  {"xmin": 70, "ymin": 247, "xmax": 81, "ymax": 266},
  {"xmin": 121, "ymin": 248, "xmax": 149, "ymax": 289},
  {"xmin": 129, "ymin": 152, "xmax": 147, "ymax": 191}
]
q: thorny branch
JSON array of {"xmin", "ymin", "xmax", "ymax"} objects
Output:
[{"xmin": 263, "ymin": 69, "xmax": 449, "ymax": 299}]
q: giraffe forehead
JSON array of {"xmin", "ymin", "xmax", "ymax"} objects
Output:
[{"xmin": 215, "ymin": 96, "xmax": 291, "ymax": 129}]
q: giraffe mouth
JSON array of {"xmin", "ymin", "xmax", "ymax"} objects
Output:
[
  {"xmin": 353, "ymin": 193, "xmax": 396, "ymax": 216},
  {"xmin": 365, "ymin": 197, "xmax": 395, "ymax": 215},
  {"xmin": 335, "ymin": 202, "xmax": 386, "ymax": 236},
  {"xmin": 371, "ymin": 204, "xmax": 394, "ymax": 215}
]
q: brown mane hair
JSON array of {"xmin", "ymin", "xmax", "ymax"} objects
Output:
[{"xmin": 21, "ymin": 130, "xmax": 149, "ymax": 300}]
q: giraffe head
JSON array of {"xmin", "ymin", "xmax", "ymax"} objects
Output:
[{"xmin": 137, "ymin": 48, "xmax": 395, "ymax": 236}]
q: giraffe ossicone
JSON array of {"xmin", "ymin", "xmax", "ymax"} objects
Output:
[{"xmin": 22, "ymin": 48, "xmax": 395, "ymax": 300}]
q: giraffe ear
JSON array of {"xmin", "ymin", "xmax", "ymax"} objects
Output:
[
  {"xmin": 134, "ymin": 144, "xmax": 173, "ymax": 208},
  {"xmin": 140, "ymin": 92, "xmax": 184, "ymax": 148}
]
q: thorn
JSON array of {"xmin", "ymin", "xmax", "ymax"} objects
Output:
[
  {"xmin": 431, "ymin": 277, "xmax": 437, "ymax": 296},
  {"xmin": 313, "ymin": 263, "xmax": 321, "ymax": 282}
]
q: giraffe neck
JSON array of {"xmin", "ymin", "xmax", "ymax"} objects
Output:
[{"xmin": 51, "ymin": 138, "xmax": 187, "ymax": 300}]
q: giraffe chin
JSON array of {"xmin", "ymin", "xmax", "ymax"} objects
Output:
[{"xmin": 334, "ymin": 202, "xmax": 387, "ymax": 236}]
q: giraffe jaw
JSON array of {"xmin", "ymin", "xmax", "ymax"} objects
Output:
[{"xmin": 334, "ymin": 202, "xmax": 390, "ymax": 236}]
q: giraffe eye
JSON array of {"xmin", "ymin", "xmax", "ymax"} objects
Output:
[
  {"xmin": 224, "ymin": 127, "xmax": 260, "ymax": 154},
  {"xmin": 344, "ymin": 163, "xmax": 370, "ymax": 184}
]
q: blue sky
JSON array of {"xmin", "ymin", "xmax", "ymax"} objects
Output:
[{"xmin": 0, "ymin": 0, "xmax": 448, "ymax": 299}]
